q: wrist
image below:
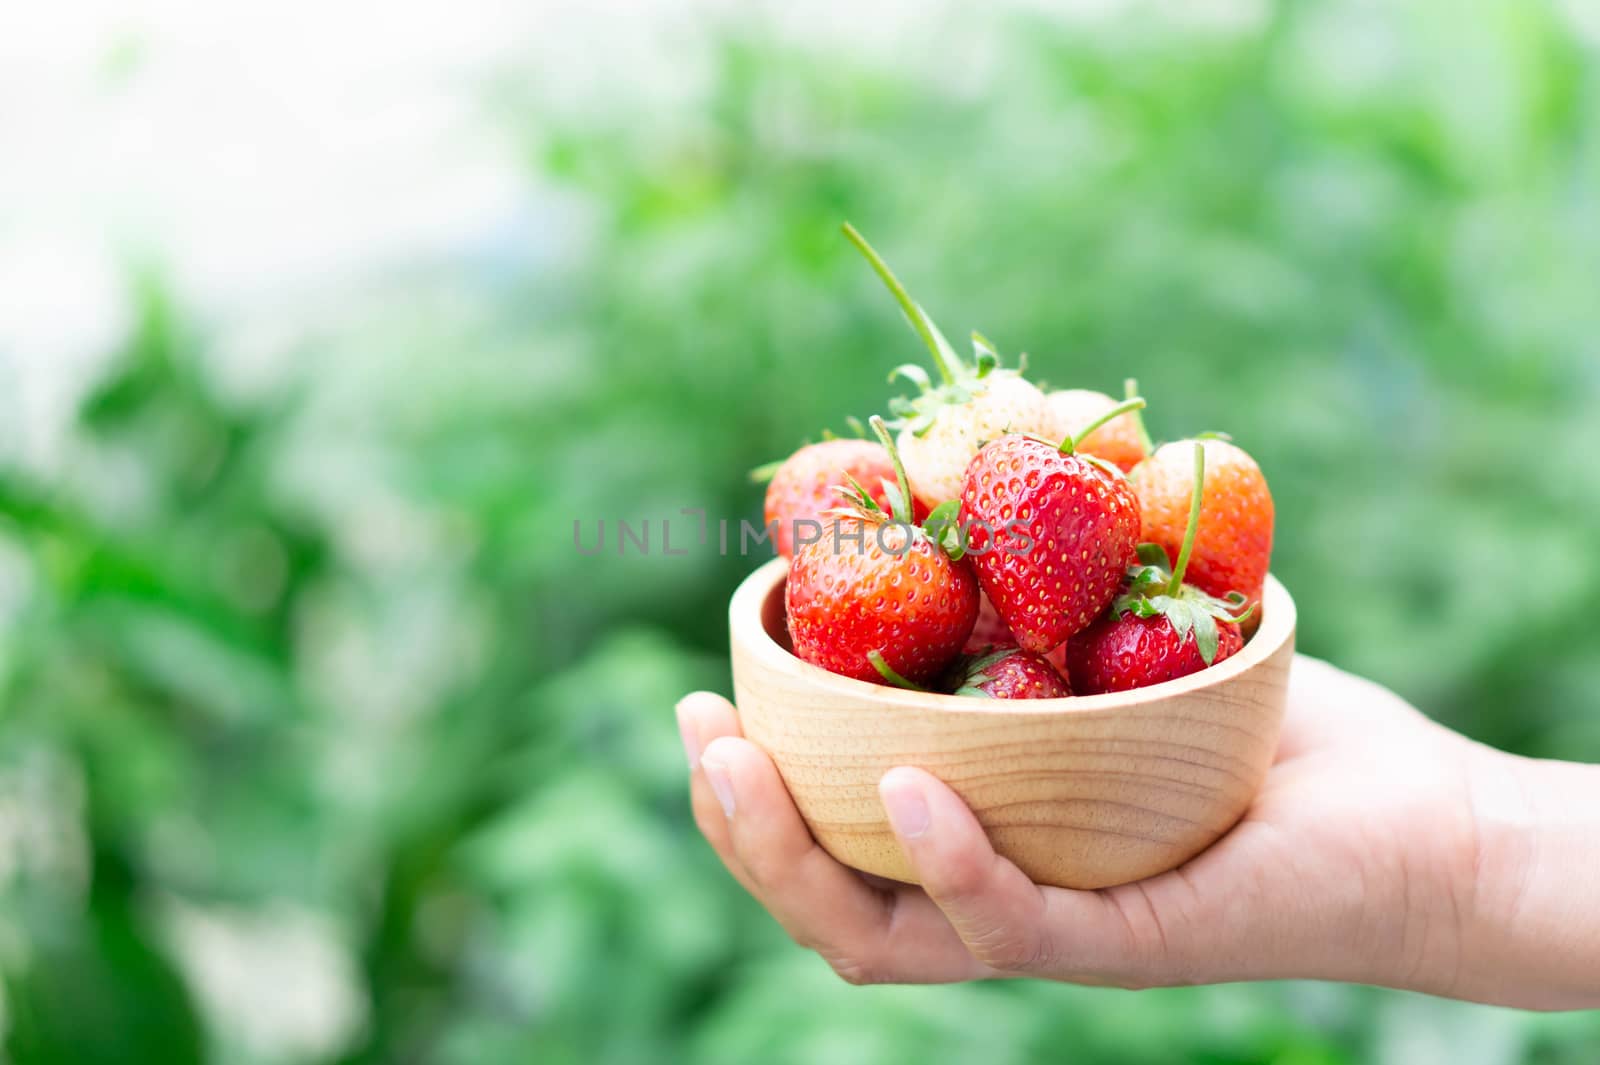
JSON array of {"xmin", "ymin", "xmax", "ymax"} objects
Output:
[{"xmin": 1456, "ymin": 743, "xmax": 1600, "ymax": 1009}]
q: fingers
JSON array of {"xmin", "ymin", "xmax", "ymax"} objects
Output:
[
  {"xmin": 704, "ymin": 735, "xmax": 985, "ymax": 983},
  {"xmin": 675, "ymin": 692, "xmax": 985, "ymax": 984},
  {"xmin": 676, "ymin": 692, "xmax": 756, "ymax": 896},
  {"xmin": 679, "ymin": 693, "xmax": 1216, "ymax": 987},
  {"xmin": 878, "ymin": 767, "xmax": 1059, "ymax": 975},
  {"xmin": 880, "ymin": 767, "xmax": 1205, "ymax": 987}
]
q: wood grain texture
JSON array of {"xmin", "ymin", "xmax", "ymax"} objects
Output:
[{"xmin": 728, "ymin": 558, "xmax": 1295, "ymax": 889}]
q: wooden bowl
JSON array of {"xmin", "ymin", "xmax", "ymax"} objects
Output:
[{"xmin": 728, "ymin": 558, "xmax": 1296, "ymax": 890}]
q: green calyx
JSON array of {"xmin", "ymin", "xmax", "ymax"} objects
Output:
[
  {"xmin": 748, "ymin": 458, "xmax": 784, "ymax": 484},
  {"xmin": 1113, "ymin": 444, "xmax": 1251, "ymax": 665},
  {"xmin": 948, "ymin": 648, "xmax": 1014, "ymax": 698},
  {"xmin": 869, "ymin": 650, "xmax": 926, "ymax": 690},
  {"xmin": 843, "ymin": 222, "xmax": 1023, "ymax": 437},
  {"xmin": 833, "ymin": 415, "xmax": 967, "ymax": 560}
]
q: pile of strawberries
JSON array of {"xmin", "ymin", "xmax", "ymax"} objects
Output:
[{"xmin": 761, "ymin": 225, "xmax": 1275, "ymax": 700}]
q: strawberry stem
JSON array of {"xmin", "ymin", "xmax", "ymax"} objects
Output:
[
  {"xmin": 1124, "ymin": 377, "xmax": 1155, "ymax": 454},
  {"xmin": 868, "ymin": 415, "xmax": 914, "ymax": 524},
  {"xmin": 1059, "ymin": 395, "xmax": 1146, "ymax": 454},
  {"xmin": 869, "ymin": 650, "xmax": 927, "ymax": 691},
  {"xmin": 1167, "ymin": 441, "xmax": 1205, "ymax": 595},
  {"xmin": 842, "ymin": 223, "xmax": 960, "ymax": 386}
]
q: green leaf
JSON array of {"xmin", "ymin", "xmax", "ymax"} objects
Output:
[
  {"xmin": 970, "ymin": 331, "xmax": 1000, "ymax": 377},
  {"xmin": 880, "ymin": 477, "xmax": 908, "ymax": 521},
  {"xmin": 1193, "ymin": 610, "xmax": 1220, "ymax": 665},
  {"xmin": 922, "ymin": 499, "xmax": 965, "ymax": 560},
  {"xmin": 1136, "ymin": 542, "xmax": 1172, "ymax": 569},
  {"xmin": 748, "ymin": 459, "xmax": 784, "ymax": 484},
  {"xmin": 917, "ymin": 305, "xmax": 964, "ymax": 377},
  {"xmin": 869, "ymin": 650, "xmax": 926, "ymax": 690},
  {"xmin": 1163, "ymin": 598, "xmax": 1195, "ymax": 639},
  {"xmin": 888, "ymin": 363, "xmax": 933, "ymax": 393},
  {"xmin": 836, "ymin": 475, "xmax": 882, "ymax": 513}
]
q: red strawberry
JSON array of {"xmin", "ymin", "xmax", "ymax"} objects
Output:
[
  {"xmin": 1044, "ymin": 382, "xmax": 1150, "ymax": 473},
  {"xmin": 763, "ymin": 439, "xmax": 901, "ymax": 558},
  {"xmin": 1065, "ymin": 612, "xmax": 1243, "ymax": 694},
  {"xmin": 843, "ymin": 224, "xmax": 1052, "ymax": 509},
  {"xmin": 963, "ymin": 594, "xmax": 1018, "ymax": 654},
  {"xmin": 958, "ymin": 399, "xmax": 1146, "ymax": 654},
  {"xmin": 1132, "ymin": 436, "xmax": 1274, "ymax": 612},
  {"xmin": 1066, "ymin": 443, "xmax": 1252, "ymax": 694},
  {"xmin": 786, "ymin": 417, "xmax": 979, "ymax": 686},
  {"xmin": 946, "ymin": 648, "xmax": 1072, "ymax": 699}
]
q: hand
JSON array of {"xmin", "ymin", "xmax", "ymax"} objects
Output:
[{"xmin": 676, "ymin": 655, "xmax": 1600, "ymax": 1008}]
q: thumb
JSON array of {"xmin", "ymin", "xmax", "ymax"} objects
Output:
[
  {"xmin": 879, "ymin": 766, "xmax": 1183, "ymax": 987},
  {"xmin": 878, "ymin": 767, "xmax": 1060, "ymax": 975}
]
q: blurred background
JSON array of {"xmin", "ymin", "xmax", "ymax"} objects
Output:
[{"xmin": 3, "ymin": 0, "xmax": 1600, "ymax": 1062}]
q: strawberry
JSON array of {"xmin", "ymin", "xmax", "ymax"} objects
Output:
[
  {"xmin": 963, "ymin": 594, "xmax": 1018, "ymax": 654},
  {"xmin": 1132, "ymin": 436, "xmax": 1274, "ymax": 613},
  {"xmin": 786, "ymin": 417, "xmax": 979, "ymax": 686},
  {"xmin": 945, "ymin": 648, "xmax": 1072, "ymax": 699},
  {"xmin": 1045, "ymin": 380, "xmax": 1151, "ymax": 473},
  {"xmin": 1066, "ymin": 443, "xmax": 1252, "ymax": 694},
  {"xmin": 1065, "ymin": 612, "xmax": 1243, "ymax": 695},
  {"xmin": 762, "ymin": 438, "xmax": 901, "ymax": 558},
  {"xmin": 958, "ymin": 398, "xmax": 1146, "ymax": 654},
  {"xmin": 843, "ymin": 224, "xmax": 1052, "ymax": 509}
]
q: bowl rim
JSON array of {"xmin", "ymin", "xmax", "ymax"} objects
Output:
[{"xmin": 730, "ymin": 557, "xmax": 1296, "ymax": 715}]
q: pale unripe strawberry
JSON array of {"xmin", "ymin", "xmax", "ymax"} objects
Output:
[
  {"xmin": 1045, "ymin": 388, "xmax": 1150, "ymax": 473},
  {"xmin": 897, "ymin": 372, "xmax": 1051, "ymax": 509}
]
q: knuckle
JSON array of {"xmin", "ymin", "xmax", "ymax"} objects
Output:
[
  {"xmin": 691, "ymin": 797, "xmax": 725, "ymax": 843},
  {"xmin": 969, "ymin": 928, "xmax": 1052, "ymax": 974},
  {"xmin": 925, "ymin": 855, "xmax": 992, "ymax": 909},
  {"xmin": 826, "ymin": 953, "xmax": 885, "ymax": 986},
  {"xmin": 739, "ymin": 852, "xmax": 780, "ymax": 895}
]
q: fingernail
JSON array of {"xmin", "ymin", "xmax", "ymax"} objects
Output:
[
  {"xmin": 675, "ymin": 704, "xmax": 702, "ymax": 770},
  {"xmin": 702, "ymin": 757, "xmax": 736, "ymax": 818},
  {"xmin": 880, "ymin": 774, "xmax": 930, "ymax": 840}
]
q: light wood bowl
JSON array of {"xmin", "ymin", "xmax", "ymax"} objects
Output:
[{"xmin": 728, "ymin": 558, "xmax": 1296, "ymax": 890}]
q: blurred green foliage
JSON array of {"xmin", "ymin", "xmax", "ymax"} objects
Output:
[{"xmin": 4, "ymin": 1, "xmax": 1600, "ymax": 1062}]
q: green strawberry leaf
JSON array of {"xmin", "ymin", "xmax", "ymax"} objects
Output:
[
  {"xmin": 888, "ymin": 363, "xmax": 933, "ymax": 393},
  {"xmin": 922, "ymin": 499, "xmax": 965, "ymax": 560},
  {"xmin": 869, "ymin": 650, "xmax": 926, "ymax": 691},
  {"xmin": 971, "ymin": 331, "xmax": 1000, "ymax": 378},
  {"xmin": 835, "ymin": 475, "xmax": 883, "ymax": 514},
  {"xmin": 1164, "ymin": 598, "xmax": 1195, "ymax": 640},
  {"xmin": 1193, "ymin": 609, "xmax": 1220, "ymax": 665},
  {"xmin": 748, "ymin": 458, "xmax": 784, "ymax": 484},
  {"xmin": 1137, "ymin": 542, "xmax": 1172, "ymax": 569},
  {"xmin": 919, "ymin": 306, "xmax": 964, "ymax": 378},
  {"xmin": 881, "ymin": 477, "xmax": 909, "ymax": 521}
]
